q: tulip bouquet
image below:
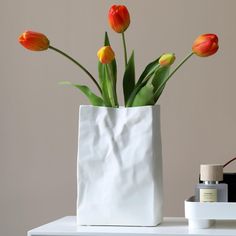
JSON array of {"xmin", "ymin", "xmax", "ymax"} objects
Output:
[{"xmin": 19, "ymin": 5, "xmax": 219, "ymax": 107}]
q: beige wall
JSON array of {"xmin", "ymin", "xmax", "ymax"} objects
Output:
[{"xmin": 1, "ymin": 0, "xmax": 236, "ymax": 235}]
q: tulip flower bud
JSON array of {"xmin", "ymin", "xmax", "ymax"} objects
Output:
[
  {"xmin": 18, "ymin": 31, "xmax": 50, "ymax": 51},
  {"xmin": 192, "ymin": 34, "xmax": 219, "ymax": 57},
  {"xmin": 108, "ymin": 5, "xmax": 130, "ymax": 33},
  {"xmin": 97, "ymin": 46, "xmax": 115, "ymax": 64},
  {"xmin": 159, "ymin": 53, "xmax": 176, "ymax": 66}
]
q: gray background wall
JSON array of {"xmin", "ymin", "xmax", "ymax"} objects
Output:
[{"xmin": 1, "ymin": 0, "xmax": 236, "ymax": 235}]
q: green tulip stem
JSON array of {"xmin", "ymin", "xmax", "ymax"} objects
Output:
[
  {"xmin": 122, "ymin": 32, "xmax": 128, "ymax": 67},
  {"xmin": 49, "ymin": 45, "xmax": 102, "ymax": 94},
  {"xmin": 168, "ymin": 52, "xmax": 194, "ymax": 81},
  {"xmin": 153, "ymin": 52, "xmax": 194, "ymax": 98}
]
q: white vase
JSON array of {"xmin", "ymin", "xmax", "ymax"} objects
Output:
[{"xmin": 77, "ymin": 105, "xmax": 163, "ymax": 226}]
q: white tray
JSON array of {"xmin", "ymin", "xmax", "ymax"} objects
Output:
[{"xmin": 185, "ymin": 196, "xmax": 236, "ymax": 229}]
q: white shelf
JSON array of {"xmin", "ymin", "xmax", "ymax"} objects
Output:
[{"xmin": 28, "ymin": 216, "xmax": 236, "ymax": 236}]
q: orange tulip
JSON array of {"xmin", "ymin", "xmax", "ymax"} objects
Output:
[
  {"xmin": 18, "ymin": 31, "xmax": 49, "ymax": 51},
  {"xmin": 97, "ymin": 46, "xmax": 115, "ymax": 64},
  {"xmin": 108, "ymin": 5, "xmax": 130, "ymax": 33},
  {"xmin": 192, "ymin": 34, "xmax": 219, "ymax": 57}
]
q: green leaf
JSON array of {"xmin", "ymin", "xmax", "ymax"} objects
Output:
[
  {"xmin": 98, "ymin": 32, "xmax": 117, "ymax": 107},
  {"xmin": 131, "ymin": 83, "xmax": 155, "ymax": 107},
  {"xmin": 136, "ymin": 57, "xmax": 160, "ymax": 87},
  {"xmin": 125, "ymin": 81, "xmax": 146, "ymax": 107},
  {"xmin": 126, "ymin": 71, "xmax": 155, "ymax": 107},
  {"xmin": 98, "ymin": 62, "xmax": 112, "ymax": 106},
  {"xmin": 152, "ymin": 66, "xmax": 170, "ymax": 102},
  {"xmin": 123, "ymin": 51, "xmax": 135, "ymax": 105},
  {"xmin": 104, "ymin": 31, "xmax": 110, "ymax": 46},
  {"xmin": 105, "ymin": 65, "xmax": 118, "ymax": 107},
  {"xmin": 59, "ymin": 81, "xmax": 104, "ymax": 106},
  {"xmin": 125, "ymin": 56, "xmax": 160, "ymax": 106},
  {"xmin": 104, "ymin": 32, "xmax": 117, "ymax": 83}
]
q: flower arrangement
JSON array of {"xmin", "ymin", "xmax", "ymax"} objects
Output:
[{"xmin": 18, "ymin": 5, "xmax": 219, "ymax": 107}]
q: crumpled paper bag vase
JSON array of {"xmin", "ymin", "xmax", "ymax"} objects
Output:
[{"xmin": 77, "ymin": 105, "xmax": 163, "ymax": 226}]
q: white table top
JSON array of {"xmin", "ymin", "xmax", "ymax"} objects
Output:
[{"xmin": 28, "ymin": 216, "xmax": 236, "ymax": 236}]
